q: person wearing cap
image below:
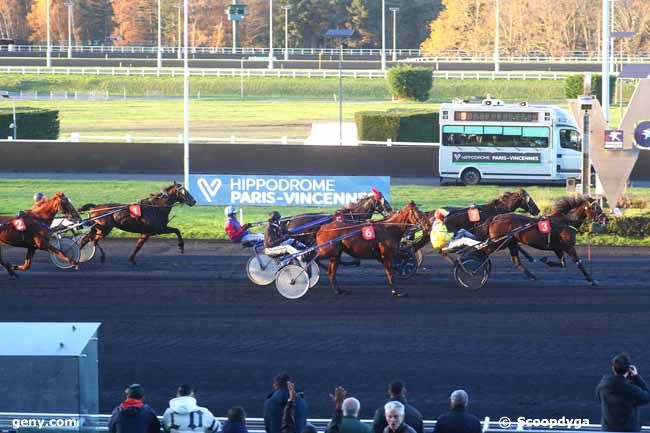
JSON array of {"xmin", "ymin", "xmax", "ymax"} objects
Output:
[
  {"xmin": 264, "ymin": 211, "xmax": 305, "ymax": 259},
  {"xmin": 33, "ymin": 192, "xmax": 45, "ymax": 204},
  {"xmin": 224, "ymin": 205, "xmax": 264, "ymax": 244},
  {"xmin": 265, "ymin": 374, "xmax": 308, "ymax": 433},
  {"xmin": 109, "ymin": 384, "xmax": 161, "ymax": 433},
  {"xmin": 162, "ymin": 384, "xmax": 220, "ymax": 433},
  {"xmin": 430, "ymin": 209, "xmax": 479, "ymax": 252}
]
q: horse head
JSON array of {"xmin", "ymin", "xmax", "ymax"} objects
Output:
[
  {"xmin": 397, "ymin": 201, "xmax": 431, "ymax": 232},
  {"xmin": 584, "ymin": 197, "xmax": 608, "ymax": 225},
  {"xmin": 166, "ymin": 182, "xmax": 197, "ymax": 207},
  {"xmin": 32, "ymin": 192, "xmax": 80, "ymax": 222},
  {"xmin": 552, "ymin": 196, "xmax": 606, "ymax": 225},
  {"xmin": 509, "ymin": 188, "xmax": 540, "ymax": 216},
  {"xmin": 345, "ymin": 189, "xmax": 392, "ymax": 218}
]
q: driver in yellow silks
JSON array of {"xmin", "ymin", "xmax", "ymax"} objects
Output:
[{"xmin": 430, "ymin": 209, "xmax": 480, "ymax": 252}]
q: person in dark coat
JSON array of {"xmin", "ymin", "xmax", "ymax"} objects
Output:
[
  {"xmin": 222, "ymin": 407, "xmax": 249, "ymax": 433},
  {"xmin": 432, "ymin": 390, "xmax": 481, "ymax": 433},
  {"xmin": 265, "ymin": 374, "xmax": 308, "ymax": 433},
  {"xmin": 325, "ymin": 386, "xmax": 371, "ymax": 433},
  {"xmin": 109, "ymin": 384, "xmax": 161, "ymax": 433},
  {"xmin": 596, "ymin": 353, "xmax": 650, "ymax": 432},
  {"xmin": 372, "ymin": 381, "xmax": 423, "ymax": 433},
  {"xmin": 382, "ymin": 402, "xmax": 416, "ymax": 433}
]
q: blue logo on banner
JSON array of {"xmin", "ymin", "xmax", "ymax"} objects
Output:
[
  {"xmin": 190, "ymin": 175, "xmax": 391, "ymax": 207},
  {"xmin": 634, "ymin": 121, "xmax": 650, "ymax": 149}
]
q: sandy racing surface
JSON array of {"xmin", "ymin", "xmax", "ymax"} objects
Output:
[{"xmin": 1, "ymin": 239, "xmax": 649, "ymax": 424}]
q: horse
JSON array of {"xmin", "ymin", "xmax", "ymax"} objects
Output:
[
  {"xmin": 78, "ymin": 182, "xmax": 197, "ymax": 265},
  {"xmin": 485, "ymin": 196, "xmax": 607, "ymax": 285},
  {"xmin": 315, "ymin": 201, "xmax": 431, "ymax": 297},
  {"xmin": 0, "ymin": 192, "xmax": 81, "ymax": 276},
  {"xmin": 283, "ymin": 189, "xmax": 392, "ymax": 245}
]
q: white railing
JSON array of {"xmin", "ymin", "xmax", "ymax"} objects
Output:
[
  {"xmin": 1, "ymin": 413, "xmax": 649, "ymax": 433},
  {"xmin": 0, "ymin": 66, "xmax": 574, "ymax": 80}
]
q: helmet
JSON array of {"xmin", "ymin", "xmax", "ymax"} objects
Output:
[
  {"xmin": 434, "ymin": 208, "xmax": 449, "ymax": 220},
  {"xmin": 224, "ymin": 205, "xmax": 237, "ymax": 217},
  {"xmin": 371, "ymin": 187, "xmax": 382, "ymax": 200},
  {"xmin": 268, "ymin": 210, "xmax": 281, "ymax": 222},
  {"xmin": 33, "ymin": 192, "xmax": 45, "ymax": 203}
]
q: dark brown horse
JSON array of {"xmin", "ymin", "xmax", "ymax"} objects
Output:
[
  {"xmin": 486, "ymin": 196, "xmax": 606, "ymax": 285},
  {"xmin": 78, "ymin": 182, "xmax": 196, "ymax": 265},
  {"xmin": 315, "ymin": 201, "xmax": 431, "ymax": 297},
  {"xmin": 0, "ymin": 192, "xmax": 81, "ymax": 276},
  {"xmin": 283, "ymin": 189, "xmax": 392, "ymax": 245}
]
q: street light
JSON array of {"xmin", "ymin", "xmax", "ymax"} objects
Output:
[
  {"xmin": 326, "ymin": 28, "xmax": 354, "ymax": 146},
  {"xmin": 494, "ymin": 0, "xmax": 500, "ymax": 72},
  {"xmin": 46, "ymin": 0, "xmax": 51, "ymax": 67},
  {"xmin": 380, "ymin": 0, "xmax": 386, "ymax": 71},
  {"xmin": 611, "ymin": 31, "xmax": 634, "ymax": 121},
  {"xmin": 183, "ymin": 0, "xmax": 190, "ymax": 189},
  {"xmin": 175, "ymin": 4, "xmax": 182, "ymax": 60},
  {"xmin": 602, "ymin": 0, "xmax": 610, "ymax": 125},
  {"xmin": 64, "ymin": 0, "xmax": 74, "ymax": 59},
  {"xmin": 281, "ymin": 5, "xmax": 292, "ymax": 61},
  {"xmin": 389, "ymin": 7, "xmax": 399, "ymax": 63},
  {"xmin": 157, "ymin": 0, "xmax": 162, "ymax": 69},
  {"xmin": 1, "ymin": 91, "xmax": 17, "ymax": 140},
  {"xmin": 268, "ymin": 0, "xmax": 274, "ymax": 69}
]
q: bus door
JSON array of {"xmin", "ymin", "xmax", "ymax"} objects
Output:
[{"xmin": 556, "ymin": 128, "xmax": 582, "ymax": 177}]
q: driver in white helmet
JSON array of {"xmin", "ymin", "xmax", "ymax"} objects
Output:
[
  {"xmin": 224, "ymin": 205, "xmax": 264, "ymax": 244},
  {"xmin": 33, "ymin": 192, "xmax": 45, "ymax": 204}
]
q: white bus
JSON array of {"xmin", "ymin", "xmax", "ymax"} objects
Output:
[{"xmin": 438, "ymin": 99, "xmax": 582, "ymax": 185}]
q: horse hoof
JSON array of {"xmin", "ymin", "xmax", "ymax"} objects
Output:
[
  {"xmin": 334, "ymin": 288, "xmax": 351, "ymax": 295},
  {"xmin": 391, "ymin": 289, "xmax": 408, "ymax": 298}
]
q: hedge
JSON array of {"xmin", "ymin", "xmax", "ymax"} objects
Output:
[
  {"xmin": 355, "ymin": 109, "xmax": 439, "ymax": 142},
  {"xmin": 387, "ymin": 66, "xmax": 433, "ymax": 102},
  {"xmin": 564, "ymin": 74, "xmax": 616, "ymax": 103},
  {"xmin": 0, "ymin": 108, "xmax": 59, "ymax": 140}
]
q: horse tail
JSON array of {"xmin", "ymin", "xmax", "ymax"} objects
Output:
[{"xmin": 78, "ymin": 204, "xmax": 97, "ymax": 212}]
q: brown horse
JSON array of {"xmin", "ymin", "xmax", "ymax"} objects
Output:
[
  {"xmin": 315, "ymin": 201, "xmax": 431, "ymax": 297},
  {"xmin": 486, "ymin": 196, "xmax": 606, "ymax": 285},
  {"xmin": 78, "ymin": 182, "xmax": 196, "ymax": 265},
  {"xmin": 0, "ymin": 192, "xmax": 81, "ymax": 276}
]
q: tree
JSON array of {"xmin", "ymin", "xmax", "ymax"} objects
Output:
[
  {"xmin": 0, "ymin": 0, "xmax": 30, "ymax": 41},
  {"xmin": 111, "ymin": 0, "xmax": 156, "ymax": 46}
]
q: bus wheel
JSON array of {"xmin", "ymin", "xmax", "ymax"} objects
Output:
[{"xmin": 460, "ymin": 168, "xmax": 481, "ymax": 185}]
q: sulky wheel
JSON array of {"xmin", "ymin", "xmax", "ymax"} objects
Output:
[
  {"xmin": 306, "ymin": 261, "xmax": 320, "ymax": 288},
  {"xmin": 49, "ymin": 236, "xmax": 81, "ymax": 270},
  {"xmin": 246, "ymin": 254, "xmax": 278, "ymax": 286},
  {"xmin": 275, "ymin": 264, "xmax": 310, "ymax": 299},
  {"xmin": 394, "ymin": 247, "xmax": 419, "ymax": 280},
  {"xmin": 74, "ymin": 234, "xmax": 96, "ymax": 263},
  {"xmin": 453, "ymin": 257, "xmax": 491, "ymax": 291}
]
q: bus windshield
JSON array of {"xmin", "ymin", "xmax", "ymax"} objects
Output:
[{"xmin": 442, "ymin": 125, "xmax": 550, "ymax": 148}]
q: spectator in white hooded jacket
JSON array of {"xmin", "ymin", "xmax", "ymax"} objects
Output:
[{"xmin": 163, "ymin": 385, "xmax": 221, "ymax": 433}]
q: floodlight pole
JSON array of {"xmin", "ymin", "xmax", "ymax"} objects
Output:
[
  {"xmin": 380, "ymin": 0, "xmax": 386, "ymax": 71},
  {"xmin": 282, "ymin": 5, "xmax": 291, "ymax": 61},
  {"xmin": 494, "ymin": 0, "xmax": 500, "ymax": 72},
  {"xmin": 46, "ymin": 0, "xmax": 51, "ymax": 67},
  {"xmin": 177, "ymin": 4, "xmax": 182, "ymax": 59},
  {"xmin": 157, "ymin": 0, "xmax": 163, "ymax": 69},
  {"xmin": 390, "ymin": 7, "xmax": 399, "ymax": 63},
  {"xmin": 183, "ymin": 0, "xmax": 190, "ymax": 189},
  {"xmin": 338, "ymin": 42, "xmax": 343, "ymax": 146},
  {"xmin": 602, "ymin": 0, "xmax": 610, "ymax": 126},
  {"xmin": 65, "ymin": 0, "xmax": 74, "ymax": 59},
  {"xmin": 268, "ymin": 0, "xmax": 274, "ymax": 69}
]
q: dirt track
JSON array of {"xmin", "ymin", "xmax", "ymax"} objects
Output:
[{"xmin": 1, "ymin": 239, "xmax": 649, "ymax": 424}]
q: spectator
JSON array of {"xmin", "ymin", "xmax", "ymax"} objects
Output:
[
  {"xmin": 282, "ymin": 381, "xmax": 314, "ymax": 433},
  {"xmin": 596, "ymin": 353, "xmax": 650, "ymax": 432},
  {"xmin": 265, "ymin": 374, "xmax": 308, "ymax": 433},
  {"xmin": 109, "ymin": 384, "xmax": 161, "ymax": 433},
  {"xmin": 372, "ymin": 382, "xmax": 423, "ymax": 433},
  {"xmin": 325, "ymin": 386, "xmax": 371, "ymax": 433},
  {"xmin": 222, "ymin": 407, "xmax": 248, "ymax": 433},
  {"xmin": 382, "ymin": 402, "xmax": 415, "ymax": 433},
  {"xmin": 162, "ymin": 384, "xmax": 220, "ymax": 433},
  {"xmin": 432, "ymin": 390, "xmax": 481, "ymax": 433}
]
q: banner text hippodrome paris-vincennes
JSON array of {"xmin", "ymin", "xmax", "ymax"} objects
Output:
[{"xmin": 190, "ymin": 175, "xmax": 391, "ymax": 207}]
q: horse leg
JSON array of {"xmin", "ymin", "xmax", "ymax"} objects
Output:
[
  {"xmin": 0, "ymin": 247, "xmax": 18, "ymax": 278},
  {"xmin": 42, "ymin": 240, "xmax": 80, "ymax": 270},
  {"xmin": 128, "ymin": 234, "xmax": 150, "ymax": 265},
  {"xmin": 10, "ymin": 247, "xmax": 37, "ymax": 271},
  {"xmin": 508, "ymin": 244, "xmax": 537, "ymax": 280},
  {"xmin": 518, "ymin": 246, "xmax": 535, "ymax": 263},
  {"xmin": 567, "ymin": 247, "xmax": 597, "ymax": 286},
  {"xmin": 81, "ymin": 228, "xmax": 107, "ymax": 263},
  {"xmin": 540, "ymin": 250, "xmax": 566, "ymax": 268},
  {"xmin": 160, "ymin": 226, "xmax": 184, "ymax": 254},
  {"xmin": 381, "ymin": 252, "xmax": 406, "ymax": 298},
  {"xmin": 328, "ymin": 255, "xmax": 350, "ymax": 295}
]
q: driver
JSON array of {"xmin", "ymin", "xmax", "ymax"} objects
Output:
[
  {"xmin": 224, "ymin": 205, "xmax": 263, "ymax": 244},
  {"xmin": 33, "ymin": 192, "xmax": 45, "ymax": 205},
  {"xmin": 430, "ymin": 209, "xmax": 480, "ymax": 252},
  {"xmin": 264, "ymin": 211, "xmax": 305, "ymax": 258}
]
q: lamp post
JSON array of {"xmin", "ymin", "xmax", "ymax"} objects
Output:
[
  {"xmin": 183, "ymin": 0, "xmax": 190, "ymax": 189},
  {"xmin": 282, "ymin": 5, "xmax": 291, "ymax": 61},
  {"xmin": 380, "ymin": 0, "xmax": 386, "ymax": 71},
  {"xmin": 389, "ymin": 7, "xmax": 398, "ymax": 63},
  {"xmin": 602, "ymin": 0, "xmax": 610, "ymax": 126},
  {"xmin": 268, "ymin": 0, "xmax": 274, "ymax": 69},
  {"xmin": 494, "ymin": 0, "xmax": 500, "ymax": 72},
  {"xmin": 326, "ymin": 29, "xmax": 354, "ymax": 146},
  {"xmin": 156, "ymin": 0, "xmax": 162, "ymax": 69},
  {"xmin": 611, "ymin": 31, "xmax": 634, "ymax": 122},
  {"xmin": 64, "ymin": 0, "xmax": 74, "ymax": 59},
  {"xmin": 1, "ymin": 91, "xmax": 17, "ymax": 140},
  {"xmin": 46, "ymin": 0, "xmax": 51, "ymax": 67},
  {"xmin": 176, "ymin": 4, "xmax": 182, "ymax": 60}
]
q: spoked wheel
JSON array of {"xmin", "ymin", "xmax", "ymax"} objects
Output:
[
  {"xmin": 246, "ymin": 254, "xmax": 278, "ymax": 286},
  {"xmin": 74, "ymin": 234, "xmax": 96, "ymax": 263},
  {"xmin": 453, "ymin": 257, "xmax": 491, "ymax": 291},
  {"xmin": 275, "ymin": 264, "xmax": 310, "ymax": 299},
  {"xmin": 394, "ymin": 247, "xmax": 419, "ymax": 279},
  {"xmin": 49, "ymin": 236, "xmax": 81, "ymax": 270},
  {"xmin": 306, "ymin": 261, "xmax": 319, "ymax": 288}
]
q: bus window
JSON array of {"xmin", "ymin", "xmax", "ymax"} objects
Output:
[
  {"xmin": 442, "ymin": 125, "xmax": 549, "ymax": 148},
  {"xmin": 560, "ymin": 129, "xmax": 581, "ymax": 151}
]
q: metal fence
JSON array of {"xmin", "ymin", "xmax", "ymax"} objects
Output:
[
  {"xmin": 0, "ymin": 66, "xmax": 574, "ymax": 81},
  {"xmin": 1, "ymin": 412, "xmax": 649, "ymax": 433}
]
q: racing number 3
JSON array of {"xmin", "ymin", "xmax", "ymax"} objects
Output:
[{"xmin": 362, "ymin": 225, "xmax": 375, "ymax": 240}]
